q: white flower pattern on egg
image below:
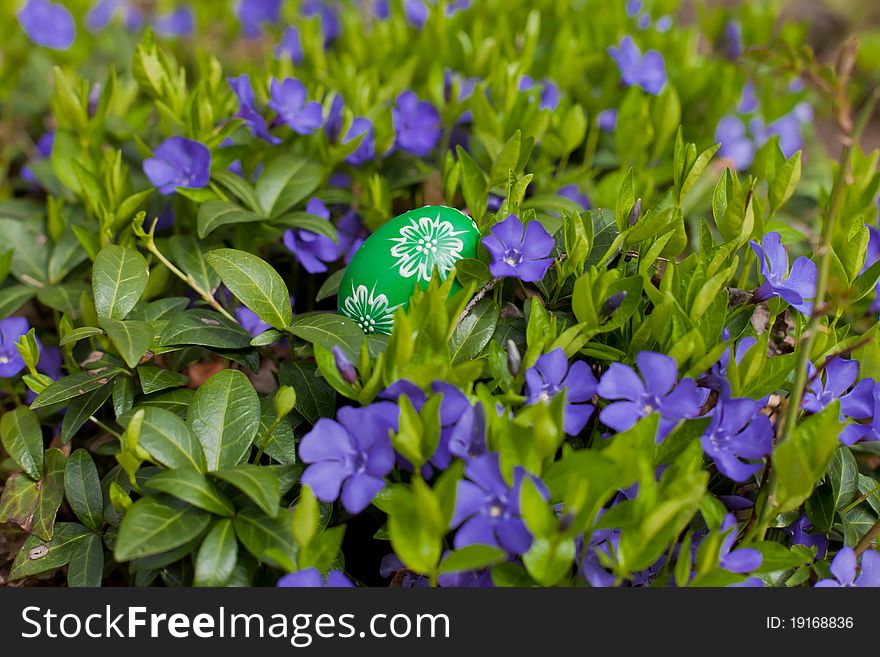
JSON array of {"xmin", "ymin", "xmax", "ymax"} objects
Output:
[{"xmin": 388, "ymin": 211, "xmax": 466, "ymax": 282}]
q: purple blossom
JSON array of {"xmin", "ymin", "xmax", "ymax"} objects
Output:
[
  {"xmin": 803, "ymin": 359, "xmax": 859, "ymax": 414},
  {"xmin": 838, "ymin": 380, "xmax": 880, "ymax": 445},
  {"xmin": 21, "ymin": 132, "xmax": 54, "ymax": 185},
  {"xmin": 153, "ymin": 7, "xmax": 194, "ymax": 37},
  {"xmin": 738, "ymin": 82, "xmax": 758, "ymax": 114},
  {"xmin": 597, "ymin": 351, "xmax": 707, "ymax": 441},
  {"xmin": 597, "ymin": 109, "xmax": 618, "ymax": 132},
  {"xmin": 18, "ymin": 0, "xmax": 76, "ymax": 50},
  {"xmin": 725, "ymin": 20, "xmax": 743, "ymax": 59},
  {"xmin": 269, "ymin": 78, "xmax": 323, "ymax": 135},
  {"xmin": 124, "ymin": 6, "xmax": 144, "ymax": 30},
  {"xmin": 392, "ymin": 92, "xmax": 442, "ymax": 157},
  {"xmin": 557, "ymin": 184, "xmax": 591, "ymax": 210},
  {"xmin": 275, "ymin": 27, "xmax": 304, "ymax": 64},
  {"xmin": 333, "ymin": 346, "xmax": 358, "ymax": 385},
  {"xmin": 636, "ymin": 13, "xmax": 651, "ymax": 29},
  {"xmin": 481, "ymin": 214, "xmax": 555, "ymax": 283},
  {"xmin": 719, "ymin": 514, "xmax": 763, "ymax": 574},
  {"xmin": 303, "ymin": 0, "xmax": 341, "ymax": 45},
  {"xmin": 625, "ymin": 0, "xmax": 641, "ymax": 17},
  {"xmin": 815, "ymin": 548, "xmax": 880, "ymax": 587},
  {"xmin": 371, "ymin": 0, "xmax": 391, "ymax": 20},
  {"xmin": 404, "ymin": 0, "xmax": 429, "ymax": 28},
  {"xmin": 654, "ymin": 15, "xmax": 673, "ymax": 32},
  {"xmin": 701, "ymin": 334, "xmax": 757, "ymax": 400},
  {"xmin": 283, "ymin": 198, "xmax": 340, "ymax": 274},
  {"xmin": 343, "ymin": 118, "xmax": 375, "ymax": 166},
  {"xmin": 701, "ymin": 397, "xmax": 773, "ymax": 482},
  {"xmin": 750, "ymin": 232, "xmax": 817, "ymax": 315},
  {"xmin": 337, "ymin": 210, "xmax": 368, "ymax": 263},
  {"xmin": 525, "ymin": 349, "xmax": 597, "ymax": 435},
  {"xmin": 143, "ymin": 136, "xmax": 211, "ymax": 195},
  {"xmin": 299, "ymin": 402, "xmax": 398, "ymax": 514},
  {"xmin": 379, "ymin": 554, "xmax": 430, "ymax": 587},
  {"xmin": 0, "ymin": 318, "xmax": 29, "ymax": 378},
  {"xmin": 784, "ymin": 516, "xmax": 828, "ymax": 559},
  {"xmin": 278, "ymin": 568, "xmax": 354, "ymax": 587},
  {"xmin": 86, "ymin": 0, "xmax": 121, "ymax": 31},
  {"xmin": 228, "ymin": 74, "xmax": 280, "ymax": 144},
  {"xmin": 444, "ymin": 69, "xmax": 477, "ymax": 104},
  {"xmin": 451, "ymin": 452, "xmax": 546, "ymax": 555},
  {"xmin": 237, "ymin": 0, "xmax": 282, "ymax": 38},
  {"xmin": 608, "ymin": 36, "xmax": 667, "ymax": 95},
  {"xmin": 519, "ymin": 76, "xmax": 559, "ymax": 111},
  {"xmin": 750, "ymin": 114, "xmax": 803, "ymax": 158},
  {"xmin": 236, "ymin": 307, "xmax": 271, "ymax": 337},
  {"xmin": 715, "ymin": 115, "xmax": 755, "ymax": 171},
  {"xmin": 325, "ymin": 95, "xmax": 345, "ymax": 143}
]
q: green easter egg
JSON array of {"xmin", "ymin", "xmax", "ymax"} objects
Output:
[{"xmin": 338, "ymin": 205, "xmax": 481, "ymax": 334}]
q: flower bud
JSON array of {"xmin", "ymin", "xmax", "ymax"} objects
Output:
[
  {"xmin": 601, "ymin": 291, "xmax": 627, "ymax": 319},
  {"xmin": 274, "ymin": 385, "xmax": 297, "ymax": 418},
  {"xmin": 507, "ymin": 339, "xmax": 522, "ymax": 376},
  {"xmin": 333, "ymin": 345, "xmax": 358, "ymax": 385}
]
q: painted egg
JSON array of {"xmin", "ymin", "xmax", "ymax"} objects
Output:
[{"xmin": 338, "ymin": 205, "xmax": 481, "ymax": 334}]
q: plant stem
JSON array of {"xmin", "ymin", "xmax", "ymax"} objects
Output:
[
  {"xmin": 855, "ymin": 518, "xmax": 880, "ymax": 557},
  {"xmin": 89, "ymin": 416, "xmax": 122, "ymax": 439},
  {"xmin": 457, "ymin": 277, "xmax": 500, "ymax": 325}
]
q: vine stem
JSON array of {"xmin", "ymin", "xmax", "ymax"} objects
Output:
[
  {"xmin": 855, "ymin": 519, "xmax": 880, "ymax": 557},
  {"xmin": 457, "ymin": 277, "xmax": 501, "ymax": 325}
]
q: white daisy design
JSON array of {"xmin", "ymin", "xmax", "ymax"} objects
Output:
[
  {"xmin": 341, "ymin": 283, "xmax": 398, "ymax": 334},
  {"xmin": 388, "ymin": 211, "xmax": 466, "ymax": 282}
]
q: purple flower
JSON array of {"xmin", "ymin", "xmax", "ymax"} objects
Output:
[
  {"xmin": 337, "ymin": 210, "xmax": 368, "ymax": 263},
  {"xmin": 21, "ymin": 132, "xmax": 54, "ymax": 185},
  {"xmin": 725, "ymin": 20, "xmax": 743, "ymax": 59},
  {"xmin": 124, "ymin": 6, "xmax": 144, "ymax": 30},
  {"xmin": 701, "ymin": 334, "xmax": 757, "ymax": 400},
  {"xmin": 325, "ymin": 95, "xmax": 344, "ymax": 144},
  {"xmin": 283, "ymin": 198, "xmax": 340, "ymax": 274},
  {"xmin": 784, "ymin": 516, "xmax": 828, "ymax": 559},
  {"xmin": 803, "ymin": 359, "xmax": 859, "ymax": 413},
  {"xmin": 404, "ymin": 0, "xmax": 429, "ymax": 27},
  {"xmin": 343, "ymin": 118, "xmax": 375, "ymax": 166},
  {"xmin": 275, "ymin": 27, "xmax": 304, "ymax": 64},
  {"xmin": 86, "ymin": 0, "xmax": 121, "ymax": 31},
  {"xmin": 815, "ymin": 548, "xmax": 880, "ymax": 587},
  {"xmin": 333, "ymin": 346, "xmax": 358, "ymax": 385},
  {"xmin": 228, "ymin": 74, "xmax": 280, "ymax": 145},
  {"xmin": 444, "ymin": 69, "xmax": 477, "ymax": 104},
  {"xmin": 525, "ymin": 349, "xmax": 597, "ymax": 435},
  {"xmin": 237, "ymin": 0, "xmax": 282, "ymax": 38},
  {"xmin": 392, "ymin": 92, "xmax": 442, "ymax": 157},
  {"xmin": 625, "ymin": 0, "xmax": 642, "ymax": 17},
  {"xmin": 371, "ymin": 0, "xmax": 391, "ymax": 20},
  {"xmin": 278, "ymin": 568, "xmax": 354, "ymax": 587},
  {"xmin": 701, "ymin": 398, "xmax": 773, "ymax": 482},
  {"xmin": 738, "ymin": 82, "xmax": 758, "ymax": 114},
  {"xmin": 519, "ymin": 76, "xmax": 559, "ymax": 111},
  {"xmin": 299, "ymin": 402, "xmax": 398, "ymax": 514},
  {"xmin": 751, "ymin": 113, "xmax": 803, "ymax": 158},
  {"xmin": 481, "ymin": 214, "xmax": 555, "ymax": 283},
  {"xmin": 143, "ymin": 136, "xmax": 211, "ymax": 195},
  {"xmin": 597, "ymin": 351, "xmax": 706, "ymax": 441},
  {"xmin": 719, "ymin": 514, "xmax": 763, "ymax": 574},
  {"xmin": 0, "ymin": 318, "xmax": 29, "ymax": 378},
  {"xmin": 379, "ymin": 554, "xmax": 430, "ymax": 587},
  {"xmin": 269, "ymin": 78, "xmax": 323, "ymax": 135},
  {"xmin": 153, "ymin": 7, "xmax": 194, "ymax": 37},
  {"xmin": 303, "ymin": 0, "xmax": 341, "ymax": 45},
  {"xmin": 597, "ymin": 109, "xmax": 618, "ymax": 132},
  {"xmin": 18, "ymin": 0, "xmax": 76, "ymax": 50},
  {"xmin": 557, "ymin": 184, "xmax": 591, "ymax": 210},
  {"xmin": 715, "ymin": 115, "xmax": 755, "ymax": 171},
  {"xmin": 839, "ymin": 380, "xmax": 880, "ymax": 445},
  {"xmin": 654, "ymin": 15, "xmax": 672, "ymax": 32},
  {"xmin": 236, "ymin": 307, "xmax": 271, "ymax": 337},
  {"xmin": 608, "ymin": 36, "xmax": 666, "ymax": 95},
  {"xmin": 750, "ymin": 232, "xmax": 817, "ymax": 315},
  {"xmin": 451, "ymin": 452, "xmax": 546, "ymax": 555}
]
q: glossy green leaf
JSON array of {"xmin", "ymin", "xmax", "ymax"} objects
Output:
[
  {"xmin": 0, "ymin": 406, "xmax": 44, "ymax": 479},
  {"xmin": 145, "ymin": 468, "xmax": 235, "ymax": 516},
  {"xmin": 114, "ymin": 497, "xmax": 211, "ymax": 562},
  {"xmin": 211, "ymin": 464, "xmax": 280, "ymax": 517},
  {"xmin": 194, "ymin": 519, "xmax": 238, "ymax": 587},
  {"xmin": 64, "ymin": 449, "xmax": 104, "ymax": 531},
  {"xmin": 92, "ymin": 245, "xmax": 150, "ymax": 320},
  {"xmin": 204, "ymin": 248, "xmax": 292, "ymax": 329}
]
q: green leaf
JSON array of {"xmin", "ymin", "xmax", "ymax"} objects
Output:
[
  {"xmin": 114, "ymin": 497, "xmax": 211, "ymax": 562},
  {"xmin": 59, "ymin": 326, "xmax": 104, "ymax": 346},
  {"xmin": 32, "ymin": 449, "xmax": 67, "ymax": 541},
  {"xmin": 194, "ymin": 519, "xmax": 238, "ymax": 587},
  {"xmin": 584, "ymin": 209, "xmax": 619, "ymax": 269},
  {"xmin": 316, "ymin": 269, "xmax": 344, "ymax": 302},
  {"xmin": 122, "ymin": 407, "xmax": 207, "ymax": 472},
  {"xmin": 680, "ymin": 144, "xmax": 720, "ymax": 204},
  {"xmin": 438, "ymin": 545, "xmax": 507, "ymax": 574},
  {"xmin": 64, "ymin": 449, "xmax": 103, "ymax": 531},
  {"xmin": 233, "ymin": 507, "xmax": 297, "ymax": 570},
  {"xmin": 138, "ymin": 365, "xmax": 189, "ymax": 394},
  {"xmin": 272, "ymin": 210, "xmax": 338, "ymax": 242},
  {"xmin": 9, "ymin": 523, "xmax": 93, "ymax": 580},
  {"xmin": 805, "ymin": 485, "xmax": 835, "ymax": 532},
  {"xmin": 159, "ymin": 309, "xmax": 253, "ymax": 349},
  {"xmin": 769, "ymin": 151, "xmax": 802, "ymax": 214},
  {"xmin": 31, "ymin": 368, "xmax": 124, "ymax": 410},
  {"xmin": 204, "ymin": 248, "xmax": 292, "ymax": 329},
  {"xmin": 211, "ymin": 464, "xmax": 280, "ymax": 517},
  {"xmin": 144, "ymin": 468, "xmax": 235, "ymax": 516},
  {"xmin": 748, "ymin": 541, "xmax": 814, "ymax": 573},
  {"xmin": 99, "ymin": 317, "xmax": 152, "ymax": 368},
  {"xmin": 277, "ymin": 361, "xmax": 335, "ymax": 425},
  {"xmin": 67, "ymin": 533, "xmax": 104, "ymax": 587},
  {"xmin": 92, "ymin": 245, "xmax": 150, "ymax": 320},
  {"xmin": 255, "ymin": 156, "xmax": 324, "ymax": 218},
  {"xmin": 168, "ymin": 234, "xmax": 220, "ymax": 293},
  {"xmin": 828, "ymin": 446, "xmax": 859, "ymax": 511},
  {"xmin": 0, "ymin": 472, "xmax": 39, "ymax": 533},
  {"xmin": 615, "ymin": 168, "xmax": 635, "ymax": 231},
  {"xmin": 0, "ymin": 285, "xmax": 36, "ymax": 319},
  {"xmin": 197, "ymin": 200, "xmax": 264, "ymax": 238},
  {"xmin": 450, "ymin": 299, "xmax": 499, "ymax": 366},
  {"xmin": 188, "ymin": 369, "xmax": 260, "ymax": 471},
  {"xmin": 523, "ymin": 536, "xmax": 576, "ymax": 586},
  {"xmin": 0, "ymin": 406, "xmax": 44, "ymax": 479},
  {"xmin": 388, "ymin": 480, "xmax": 441, "ymax": 575},
  {"xmin": 289, "ymin": 312, "xmax": 370, "ymax": 361},
  {"xmin": 457, "ymin": 146, "xmax": 488, "ymax": 223}
]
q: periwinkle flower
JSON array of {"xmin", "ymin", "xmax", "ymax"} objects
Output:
[
  {"xmin": 283, "ymin": 198, "xmax": 340, "ymax": 274},
  {"xmin": 143, "ymin": 136, "xmax": 211, "ymax": 195},
  {"xmin": 719, "ymin": 514, "xmax": 763, "ymax": 574},
  {"xmin": 153, "ymin": 8, "xmax": 194, "ymax": 37},
  {"xmin": 608, "ymin": 36, "xmax": 667, "ymax": 95},
  {"xmin": 815, "ymin": 548, "xmax": 880, "ymax": 587},
  {"xmin": 654, "ymin": 15, "xmax": 673, "ymax": 32},
  {"xmin": 451, "ymin": 452, "xmax": 546, "ymax": 555},
  {"xmin": 324, "ymin": 95, "xmax": 345, "ymax": 143},
  {"xmin": 784, "ymin": 516, "xmax": 828, "ymax": 559},
  {"xmin": 701, "ymin": 397, "xmax": 773, "ymax": 482},
  {"xmin": 725, "ymin": 20, "xmax": 743, "ymax": 59},
  {"xmin": 275, "ymin": 27, "xmax": 304, "ymax": 64},
  {"xmin": 332, "ymin": 346, "xmax": 358, "ymax": 385},
  {"xmin": 625, "ymin": 0, "xmax": 641, "ymax": 16},
  {"xmin": 750, "ymin": 232, "xmax": 817, "ymax": 315},
  {"xmin": 597, "ymin": 109, "xmax": 618, "ymax": 132},
  {"xmin": 237, "ymin": 0, "xmax": 282, "ymax": 38},
  {"xmin": 86, "ymin": 0, "xmax": 121, "ymax": 31},
  {"xmin": 303, "ymin": 0, "xmax": 341, "ymax": 45},
  {"xmin": 343, "ymin": 118, "xmax": 375, "ymax": 166},
  {"xmin": 337, "ymin": 209, "xmax": 368, "ymax": 263},
  {"xmin": 235, "ymin": 306, "xmax": 271, "ymax": 337},
  {"xmin": 392, "ymin": 92, "xmax": 442, "ymax": 157},
  {"xmin": 525, "ymin": 349, "xmax": 598, "ymax": 435},
  {"xmin": 0, "ymin": 317, "xmax": 29, "ymax": 378},
  {"xmin": 278, "ymin": 568, "xmax": 354, "ymax": 587},
  {"xmin": 738, "ymin": 82, "xmax": 758, "ymax": 114},
  {"xmin": 803, "ymin": 359, "xmax": 859, "ymax": 414},
  {"xmin": 269, "ymin": 78, "xmax": 323, "ymax": 134},
  {"xmin": 18, "ymin": 0, "xmax": 76, "ymax": 50},
  {"xmin": 404, "ymin": 0, "xmax": 429, "ymax": 27},
  {"xmin": 228, "ymin": 74, "xmax": 280, "ymax": 144},
  {"xmin": 597, "ymin": 351, "xmax": 706, "ymax": 441},
  {"xmin": 751, "ymin": 114, "xmax": 803, "ymax": 159},
  {"xmin": 715, "ymin": 115, "xmax": 755, "ymax": 171},
  {"xmin": 519, "ymin": 76, "xmax": 559, "ymax": 111},
  {"xmin": 444, "ymin": 69, "xmax": 477, "ymax": 104},
  {"xmin": 838, "ymin": 380, "xmax": 880, "ymax": 445},
  {"xmin": 557, "ymin": 184, "xmax": 591, "ymax": 210},
  {"xmin": 481, "ymin": 214, "xmax": 555, "ymax": 283},
  {"xmin": 21, "ymin": 132, "xmax": 54, "ymax": 185},
  {"xmin": 701, "ymin": 334, "xmax": 757, "ymax": 400},
  {"xmin": 299, "ymin": 402, "xmax": 398, "ymax": 514}
]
